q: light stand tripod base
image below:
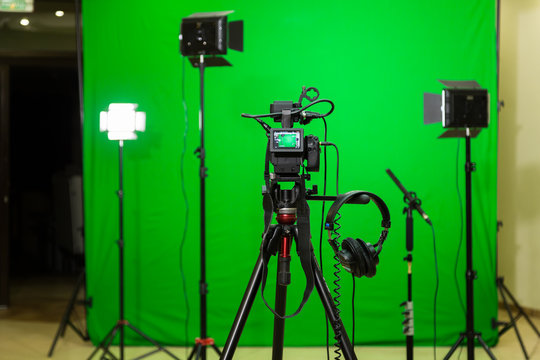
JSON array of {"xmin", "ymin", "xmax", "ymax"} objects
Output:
[
  {"xmin": 87, "ymin": 320, "xmax": 180, "ymax": 360},
  {"xmin": 48, "ymin": 270, "xmax": 89, "ymax": 357},
  {"xmin": 443, "ymin": 332, "xmax": 496, "ymax": 360},
  {"xmin": 493, "ymin": 277, "xmax": 540, "ymax": 360}
]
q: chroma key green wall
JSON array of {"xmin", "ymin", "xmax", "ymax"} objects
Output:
[{"xmin": 83, "ymin": 0, "xmax": 499, "ymax": 347}]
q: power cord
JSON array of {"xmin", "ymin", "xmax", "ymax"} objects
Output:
[
  {"xmin": 454, "ymin": 138, "xmax": 466, "ymax": 316},
  {"xmin": 351, "ymin": 274, "xmax": 355, "ymax": 346},
  {"xmin": 180, "ymin": 56, "xmax": 191, "ymax": 358},
  {"xmin": 331, "ymin": 213, "xmax": 343, "ymax": 360},
  {"xmin": 241, "ymin": 98, "xmax": 335, "ymax": 120},
  {"xmin": 320, "ymin": 141, "xmax": 342, "ymax": 360},
  {"xmin": 454, "ymin": 138, "xmax": 466, "ymax": 360},
  {"xmin": 317, "ymin": 118, "xmax": 331, "ymax": 360},
  {"xmin": 320, "ymin": 142, "xmax": 339, "ymax": 189},
  {"xmin": 431, "ymin": 223, "xmax": 439, "ymax": 360}
]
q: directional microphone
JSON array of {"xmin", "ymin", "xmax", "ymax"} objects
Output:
[{"xmin": 386, "ymin": 168, "xmax": 432, "ymax": 225}]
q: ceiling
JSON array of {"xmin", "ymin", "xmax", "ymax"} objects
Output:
[{"xmin": 0, "ymin": 0, "xmax": 77, "ymax": 57}]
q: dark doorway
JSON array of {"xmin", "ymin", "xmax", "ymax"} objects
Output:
[{"xmin": 8, "ymin": 64, "xmax": 81, "ymax": 279}]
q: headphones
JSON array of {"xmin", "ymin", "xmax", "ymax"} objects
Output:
[{"xmin": 325, "ymin": 191, "xmax": 391, "ymax": 278}]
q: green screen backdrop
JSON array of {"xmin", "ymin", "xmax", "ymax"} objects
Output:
[{"xmin": 83, "ymin": 0, "xmax": 498, "ymax": 347}]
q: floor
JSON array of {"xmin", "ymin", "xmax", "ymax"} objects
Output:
[{"xmin": 0, "ymin": 276, "xmax": 539, "ymax": 360}]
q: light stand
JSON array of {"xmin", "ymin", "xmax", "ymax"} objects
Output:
[
  {"xmin": 441, "ymin": 128, "xmax": 496, "ymax": 360},
  {"xmin": 424, "ymin": 80, "xmax": 495, "ymax": 360},
  {"xmin": 185, "ymin": 54, "xmax": 223, "ymax": 360},
  {"xmin": 88, "ymin": 104, "xmax": 179, "ymax": 360},
  {"xmin": 180, "ymin": 11, "xmax": 243, "ymax": 360}
]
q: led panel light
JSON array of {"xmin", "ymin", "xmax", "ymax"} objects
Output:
[{"xmin": 100, "ymin": 103, "xmax": 146, "ymax": 140}]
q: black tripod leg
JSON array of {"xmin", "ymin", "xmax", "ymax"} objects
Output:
[
  {"xmin": 187, "ymin": 344, "xmax": 199, "ymax": 360},
  {"xmin": 502, "ymin": 282, "xmax": 540, "ymax": 337},
  {"xmin": 48, "ymin": 313, "xmax": 68, "ymax": 357},
  {"xmin": 272, "ymin": 258, "xmax": 290, "ymax": 360},
  {"xmin": 499, "ymin": 283, "xmax": 528, "ymax": 359},
  {"xmin": 443, "ymin": 334, "xmax": 465, "ymax": 360},
  {"xmin": 476, "ymin": 334, "xmax": 497, "ymax": 360},
  {"xmin": 125, "ymin": 323, "xmax": 180, "ymax": 360},
  {"xmin": 211, "ymin": 343, "xmax": 222, "ymax": 356},
  {"xmin": 48, "ymin": 272, "xmax": 86, "ymax": 357},
  {"xmin": 88, "ymin": 325, "xmax": 119, "ymax": 360},
  {"xmin": 311, "ymin": 254, "xmax": 356, "ymax": 360},
  {"xmin": 220, "ymin": 255, "xmax": 264, "ymax": 360},
  {"xmin": 272, "ymin": 282, "xmax": 287, "ymax": 360}
]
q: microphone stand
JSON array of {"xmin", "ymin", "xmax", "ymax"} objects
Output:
[{"xmin": 386, "ymin": 169, "xmax": 430, "ymax": 360}]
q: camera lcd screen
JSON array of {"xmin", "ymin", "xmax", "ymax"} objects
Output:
[
  {"xmin": 277, "ymin": 133, "xmax": 298, "ymax": 148},
  {"xmin": 272, "ymin": 130, "xmax": 302, "ymax": 150},
  {"xmin": 274, "ymin": 131, "xmax": 300, "ymax": 149}
]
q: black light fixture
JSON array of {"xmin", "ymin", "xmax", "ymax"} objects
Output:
[
  {"xmin": 424, "ymin": 80, "xmax": 489, "ymax": 130},
  {"xmin": 180, "ymin": 11, "xmax": 243, "ymax": 67}
]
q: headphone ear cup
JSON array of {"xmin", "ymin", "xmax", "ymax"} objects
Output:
[
  {"xmin": 339, "ymin": 238, "xmax": 379, "ymax": 278},
  {"xmin": 357, "ymin": 240, "xmax": 379, "ymax": 278},
  {"xmin": 339, "ymin": 238, "xmax": 364, "ymax": 277}
]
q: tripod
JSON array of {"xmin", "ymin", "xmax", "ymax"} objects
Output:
[
  {"xmin": 219, "ymin": 177, "xmax": 357, "ymax": 360},
  {"xmin": 443, "ymin": 128, "xmax": 496, "ymax": 360},
  {"xmin": 492, "ymin": 277, "xmax": 540, "ymax": 359},
  {"xmin": 48, "ymin": 270, "xmax": 89, "ymax": 357},
  {"xmin": 88, "ymin": 140, "xmax": 179, "ymax": 360}
]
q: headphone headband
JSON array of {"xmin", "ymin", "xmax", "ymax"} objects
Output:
[{"xmin": 325, "ymin": 190, "xmax": 391, "ymax": 230}]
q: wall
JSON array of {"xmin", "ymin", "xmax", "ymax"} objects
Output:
[{"xmin": 499, "ymin": 0, "xmax": 540, "ymax": 310}]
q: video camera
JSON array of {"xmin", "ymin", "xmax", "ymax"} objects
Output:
[{"xmin": 243, "ymin": 86, "xmax": 334, "ymax": 180}]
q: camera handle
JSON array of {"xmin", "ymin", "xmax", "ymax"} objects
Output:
[{"xmin": 298, "ymin": 86, "xmax": 320, "ymax": 104}]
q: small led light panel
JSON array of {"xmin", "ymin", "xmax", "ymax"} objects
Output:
[{"xmin": 100, "ymin": 103, "xmax": 146, "ymax": 140}]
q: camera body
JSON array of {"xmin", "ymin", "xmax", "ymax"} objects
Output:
[
  {"xmin": 269, "ymin": 128, "xmax": 320, "ymax": 176},
  {"xmin": 268, "ymin": 100, "xmax": 320, "ymax": 178}
]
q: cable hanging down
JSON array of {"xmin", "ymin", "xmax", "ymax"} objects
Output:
[
  {"xmin": 179, "ymin": 56, "xmax": 191, "ymax": 357},
  {"xmin": 317, "ymin": 118, "xmax": 332, "ymax": 360},
  {"xmin": 331, "ymin": 211, "xmax": 343, "ymax": 360},
  {"xmin": 320, "ymin": 140, "xmax": 343, "ymax": 360}
]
